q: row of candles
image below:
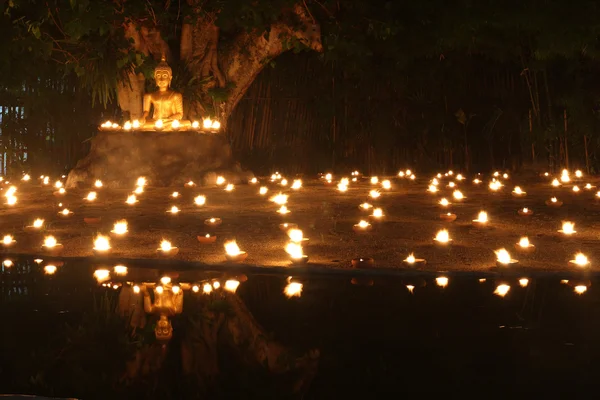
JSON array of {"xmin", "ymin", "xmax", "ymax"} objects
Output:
[{"xmin": 99, "ymin": 118, "xmax": 221, "ymax": 131}]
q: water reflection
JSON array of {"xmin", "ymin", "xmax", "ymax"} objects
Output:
[{"xmin": 1, "ymin": 259, "xmax": 599, "ymax": 397}]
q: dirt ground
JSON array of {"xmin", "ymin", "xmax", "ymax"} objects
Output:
[{"xmin": 1, "ymin": 172, "xmax": 600, "ymax": 272}]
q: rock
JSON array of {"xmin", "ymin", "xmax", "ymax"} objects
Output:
[{"xmin": 66, "ymin": 131, "xmax": 253, "ymax": 188}]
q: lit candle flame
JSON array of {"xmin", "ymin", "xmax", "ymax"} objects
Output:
[
  {"xmin": 381, "ymin": 180, "xmax": 391, "ymax": 189},
  {"xmin": 360, "ymin": 202, "xmax": 372, "ymax": 210},
  {"xmin": 114, "ymin": 265, "xmax": 128, "ymax": 275},
  {"xmin": 6, "ymin": 195, "xmax": 17, "ymax": 205},
  {"xmin": 439, "ymin": 198, "xmax": 450, "ymax": 206},
  {"xmin": 85, "ymin": 191, "xmax": 97, "ymax": 201},
  {"xmin": 436, "ymin": 276, "xmax": 449, "ymax": 287},
  {"xmin": 518, "ymin": 237, "xmax": 531, "ymax": 248},
  {"xmin": 285, "ymin": 242, "xmax": 304, "ymax": 259},
  {"xmin": 216, "ymin": 176, "xmax": 226, "ymax": 185},
  {"xmin": 32, "ymin": 218, "xmax": 44, "ymax": 228},
  {"xmin": 572, "ymin": 252, "xmax": 589, "ymax": 266},
  {"xmin": 357, "ymin": 220, "xmax": 371, "ymax": 229},
  {"xmin": 134, "ymin": 186, "xmax": 144, "ymax": 194},
  {"xmin": 277, "ymin": 205, "xmax": 290, "ymax": 214},
  {"xmin": 291, "ymin": 179, "xmax": 302, "ymax": 190},
  {"xmin": 495, "ymin": 248, "xmax": 512, "ymax": 264},
  {"xmin": 560, "ymin": 221, "xmax": 575, "ymax": 235},
  {"xmin": 93, "ymin": 235, "xmax": 110, "ymax": 251},
  {"xmin": 2, "ymin": 235, "xmax": 14, "ymax": 245},
  {"xmin": 93, "ymin": 269, "xmax": 110, "ymax": 282},
  {"xmin": 434, "ymin": 229, "xmax": 450, "ymax": 243},
  {"xmin": 406, "ymin": 285, "xmax": 415, "ymax": 294},
  {"xmin": 171, "ymin": 120, "xmax": 180, "ymax": 130},
  {"xmin": 287, "ymin": 229, "xmax": 304, "ymax": 243},
  {"xmin": 112, "ymin": 220, "xmax": 128, "ymax": 235},
  {"xmin": 172, "ymin": 285, "xmax": 181, "ymax": 294},
  {"xmin": 270, "ymin": 193, "xmax": 288, "ymax": 205},
  {"xmin": 203, "ymin": 283, "xmax": 213, "ymax": 294},
  {"xmin": 168, "ymin": 205, "xmax": 180, "ymax": 214},
  {"xmin": 225, "ymin": 183, "xmax": 234, "ymax": 191},
  {"xmin": 551, "ymin": 178, "xmax": 560, "ymax": 187},
  {"xmin": 513, "ymin": 186, "xmax": 523, "ymax": 195},
  {"xmin": 136, "ymin": 177, "xmax": 146, "ymax": 187},
  {"xmin": 404, "ymin": 254, "xmax": 416, "ymax": 264},
  {"xmin": 574, "ymin": 285, "xmax": 588, "ymax": 294},
  {"xmin": 370, "ymin": 176, "xmax": 379, "ymax": 184},
  {"xmin": 55, "ymin": 181, "xmax": 63, "ymax": 188},
  {"xmin": 371, "ymin": 208, "xmax": 384, "ymax": 218},
  {"xmin": 474, "ymin": 211, "xmax": 488, "ymax": 223},
  {"xmin": 369, "ymin": 190, "xmax": 380, "ymax": 199},
  {"xmin": 94, "ymin": 180, "xmax": 103, "ymax": 188},
  {"xmin": 428, "ymin": 185, "xmax": 438, "ymax": 193},
  {"xmin": 160, "ymin": 240, "xmax": 173, "ymax": 252},
  {"xmin": 259, "ymin": 186, "xmax": 268, "ymax": 195},
  {"xmin": 203, "ymin": 118, "xmax": 213, "ymax": 129},
  {"xmin": 43, "ymin": 236, "xmax": 57, "ymax": 248},
  {"xmin": 194, "ymin": 195, "xmax": 206, "ymax": 205},
  {"xmin": 575, "ymin": 170, "xmax": 583, "ymax": 178},
  {"xmin": 44, "ymin": 265, "xmax": 57, "ymax": 275},
  {"xmin": 155, "ymin": 120, "xmax": 164, "ymax": 129},
  {"xmin": 519, "ymin": 278, "xmax": 529, "ymax": 287},
  {"xmin": 225, "ymin": 240, "xmax": 241, "ymax": 256},
  {"xmin": 337, "ymin": 182, "xmax": 348, "ymax": 192},
  {"xmin": 126, "ymin": 194, "xmax": 137, "ymax": 204}
]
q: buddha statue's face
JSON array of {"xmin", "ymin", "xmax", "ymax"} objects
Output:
[{"xmin": 154, "ymin": 69, "xmax": 172, "ymax": 90}]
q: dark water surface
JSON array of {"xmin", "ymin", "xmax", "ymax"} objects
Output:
[{"xmin": 2, "ymin": 259, "xmax": 600, "ymax": 398}]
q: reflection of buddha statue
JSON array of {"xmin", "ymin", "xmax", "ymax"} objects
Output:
[
  {"xmin": 143, "ymin": 284, "xmax": 183, "ymax": 342},
  {"xmin": 142, "ymin": 58, "xmax": 191, "ymax": 130}
]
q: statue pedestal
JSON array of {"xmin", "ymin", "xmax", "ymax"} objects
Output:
[{"xmin": 66, "ymin": 131, "xmax": 252, "ymax": 188}]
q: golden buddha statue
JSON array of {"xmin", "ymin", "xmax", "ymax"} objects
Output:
[
  {"xmin": 141, "ymin": 58, "xmax": 191, "ymax": 130},
  {"xmin": 143, "ymin": 284, "xmax": 183, "ymax": 342}
]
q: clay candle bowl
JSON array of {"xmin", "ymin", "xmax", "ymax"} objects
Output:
[
  {"xmin": 515, "ymin": 237, "xmax": 535, "ymax": 253},
  {"xmin": 279, "ymin": 222, "xmax": 298, "ymax": 232},
  {"xmin": 439, "ymin": 213, "xmax": 457, "ymax": 222},
  {"xmin": 157, "ymin": 240, "xmax": 179, "ymax": 257},
  {"xmin": 197, "ymin": 233, "xmax": 217, "ymax": 244},
  {"xmin": 24, "ymin": 218, "xmax": 45, "ymax": 232},
  {"xmin": 433, "ymin": 229, "xmax": 452, "ymax": 246},
  {"xmin": 545, "ymin": 197, "xmax": 563, "ymax": 207},
  {"xmin": 42, "ymin": 236, "xmax": 63, "ymax": 255},
  {"xmin": 518, "ymin": 207, "xmax": 533, "ymax": 216},
  {"xmin": 353, "ymin": 220, "xmax": 372, "ymax": 233},
  {"xmin": 495, "ymin": 248, "xmax": 518, "ymax": 267},
  {"xmin": 569, "ymin": 252, "xmax": 590, "ymax": 268},
  {"xmin": 205, "ymin": 217, "xmax": 222, "ymax": 228},
  {"xmin": 351, "ymin": 257, "xmax": 375, "ymax": 268},
  {"xmin": 403, "ymin": 253, "xmax": 426, "ymax": 267},
  {"xmin": 84, "ymin": 217, "xmax": 102, "ymax": 226},
  {"xmin": 224, "ymin": 241, "xmax": 247, "ymax": 262},
  {"xmin": 511, "ymin": 186, "xmax": 526, "ymax": 197}
]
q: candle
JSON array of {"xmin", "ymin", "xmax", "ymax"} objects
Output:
[
  {"xmin": 155, "ymin": 119, "xmax": 164, "ymax": 130},
  {"xmin": 2, "ymin": 235, "xmax": 15, "ymax": 246},
  {"xmin": 359, "ymin": 202, "xmax": 373, "ymax": 211},
  {"xmin": 495, "ymin": 248, "xmax": 518, "ymax": 266},
  {"xmin": 270, "ymin": 193, "xmax": 288, "ymax": 205},
  {"xmin": 439, "ymin": 212, "xmax": 457, "ymax": 222},
  {"xmin": 403, "ymin": 253, "xmax": 426, "ymax": 266},
  {"xmin": 167, "ymin": 206, "xmax": 180, "ymax": 214},
  {"xmin": 370, "ymin": 176, "xmax": 379, "ymax": 184},
  {"xmin": 280, "ymin": 178, "xmax": 288, "ymax": 186},
  {"xmin": 25, "ymin": 218, "xmax": 45, "ymax": 231},
  {"xmin": 447, "ymin": 181, "xmax": 455, "ymax": 188},
  {"xmin": 94, "ymin": 180, "xmax": 103, "ymax": 188},
  {"xmin": 369, "ymin": 190, "xmax": 381, "ymax": 199},
  {"xmin": 85, "ymin": 191, "xmax": 97, "ymax": 201},
  {"xmin": 93, "ymin": 235, "xmax": 111, "ymax": 254},
  {"xmin": 111, "ymin": 220, "xmax": 128, "ymax": 236},
  {"xmin": 353, "ymin": 220, "xmax": 372, "ymax": 233},
  {"xmin": 434, "ymin": 229, "xmax": 452, "ymax": 245},
  {"xmin": 494, "ymin": 284, "xmax": 510, "ymax": 297},
  {"xmin": 291, "ymin": 179, "xmax": 302, "ymax": 190},
  {"xmin": 172, "ymin": 191, "xmax": 179, "ymax": 198},
  {"xmin": 224, "ymin": 279, "xmax": 240, "ymax": 293},
  {"xmin": 225, "ymin": 240, "xmax": 247, "ymax": 262},
  {"xmin": 134, "ymin": 186, "xmax": 144, "ymax": 194},
  {"xmin": 157, "ymin": 239, "xmax": 179, "ymax": 256},
  {"xmin": 132, "ymin": 119, "xmax": 140, "ymax": 129},
  {"xmin": 197, "ymin": 233, "xmax": 217, "ymax": 244},
  {"xmin": 546, "ymin": 197, "xmax": 563, "ymax": 207},
  {"xmin": 439, "ymin": 198, "xmax": 451, "ymax": 207},
  {"xmin": 551, "ymin": 178, "xmax": 560, "ymax": 187},
  {"xmin": 259, "ymin": 187, "xmax": 268, "ymax": 195},
  {"xmin": 225, "ymin": 183, "xmax": 234, "ymax": 192},
  {"xmin": 279, "ymin": 222, "xmax": 298, "ymax": 231},
  {"xmin": 371, "ymin": 208, "xmax": 384, "ymax": 219},
  {"xmin": 512, "ymin": 186, "xmax": 526, "ymax": 196},
  {"xmin": 428, "ymin": 185, "xmax": 438, "ymax": 193},
  {"xmin": 516, "ymin": 236, "xmax": 535, "ymax": 252},
  {"xmin": 518, "ymin": 207, "xmax": 533, "ymax": 216},
  {"xmin": 287, "ymin": 228, "xmax": 304, "ymax": 243},
  {"xmin": 558, "ymin": 221, "xmax": 576, "ymax": 235},
  {"xmin": 44, "ymin": 265, "xmax": 57, "ymax": 275},
  {"xmin": 569, "ymin": 252, "xmax": 589, "ymax": 267},
  {"xmin": 205, "ymin": 217, "xmax": 222, "ymax": 227},
  {"xmin": 285, "ymin": 242, "xmax": 308, "ymax": 264},
  {"xmin": 216, "ymin": 176, "xmax": 226, "ymax": 185},
  {"xmin": 194, "ymin": 195, "xmax": 206, "ymax": 205},
  {"xmin": 126, "ymin": 194, "xmax": 138, "ymax": 205},
  {"xmin": 337, "ymin": 182, "xmax": 348, "ymax": 192},
  {"xmin": 171, "ymin": 120, "xmax": 180, "ymax": 130},
  {"xmin": 381, "ymin": 180, "xmax": 391, "ymax": 190},
  {"xmin": 277, "ymin": 205, "xmax": 290, "ymax": 214},
  {"xmin": 472, "ymin": 211, "xmax": 488, "ymax": 227},
  {"xmin": 351, "ymin": 257, "xmax": 375, "ymax": 268}
]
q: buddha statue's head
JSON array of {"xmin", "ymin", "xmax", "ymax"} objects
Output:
[
  {"xmin": 154, "ymin": 57, "xmax": 172, "ymax": 91},
  {"xmin": 155, "ymin": 315, "xmax": 173, "ymax": 342}
]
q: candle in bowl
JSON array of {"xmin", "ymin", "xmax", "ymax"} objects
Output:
[
  {"xmin": 569, "ymin": 252, "xmax": 589, "ymax": 267},
  {"xmin": 92, "ymin": 234, "xmax": 111, "ymax": 255},
  {"xmin": 126, "ymin": 194, "xmax": 138, "ymax": 205},
  {"xmin": 58, "ymin": 208, "xmax": 73, "ymax": 217},
  {"xmin": 157, "ymin": 240, "xmax": 179, "ymax": 256},
  {"xmin": 403, "ymin": 253, "xmax": 426, "ymax": 266},
  {"xmin": 369, "ymin": 190, "xmax": 381, "ymax": 199},
  {"xmin": 167, "ymin": 205, "xmax": 180, "ymax": 215},
  {"xmin": 558, "ymin": 221, "xmax": 576, "ymax": 235},
  {"xmin": 427, "ymin": 184, "xmax": 438, "ymax": 193},
  {"xmin": 53, "ymin": 187, "xmax": 66, "ymax": 197},
  {"xmin": 94, "ymin": 180, "xmax": 103, "ymax": 188},
  {"xmin": 353, "ymin": 220, "xmax": 372, "ymax": 233},
  {"xmin": 518, "ymin": 207, "xmax": 533, "ymax": 216},
  {"xmin": 110, "ymin": 220, "xmax": 128, "ymax": 236},
  {"xmin": 495, "ymin": 248, "xmax": 518, "ymax": 267},
  {"xmin": 277, "ymin": 205, "xmax": 290, "ymax": 215},
  {"xmin": 285, "ymin": 242, "xmax": 309, "ymax": 264},
  {"xmin": 433, "ymin": 229, "xmax": 452, "ymax": 246},
  {"xmin": 24, "ymin": 218, "xmax": 45, "ymax": 232},
  {"xmin": 84, "ymin": 191, "xmax": 97, "ymax": 202},
  {"xmin": 42, "ymin": 235, "xmax": 63, "ymax": 254},
  {"xmin": 197, "ymin": 233, "xmax": 217, "ymax": 244},
  {"xmin": 584, "ymin": 183, "xmax": 595, "ymax": 190},
  {"xmin": 287, "ymin": 228, "xmax": 308, "ymax": 244},
  {"xmin": 224, "ymin": 240, "xmax": 247, "ymax": 262},
  {"xmin": 452, "ymin": 190, "xmax": 465, "ymax": 201},
  {"xmin": 359, "ymin": 202, "xmax": 373, "ymax": 211},
  {"xmin": 279, "ymin": 222, "xmax": 298, "ymax": 231},
  {"xmin": 259, "ymin": 186, "xmax": 268, "ymax": 195},
  {"xmin": 472, "ymin": 211, "xmax": 489, "ymax": 228},
  {"xmin": 446, "ymin": 181, "xmax": 456, "ymax": 188},
  {"xmin": 572, "ymin": 185, "xmax": 581, "ymax": 193},
  {"xmin": 515, "ymin": 237, "xmax": 535, "ymax": 253},
  {"xmin": 439, "ymin": 212, "xmax": 457, "ymax": 222},
  {"xmin": 351, "ymin": 257, "xmax": 375, "ymax": 268},
  {"xmin": 439, "ymin": 198, "xmax": 451, "ymax": 207},
  {"xmin": 370, "ymin": 208, "xmax": 384, "ymax": 219},
  {"xmin": 545, "ymin": 197, "xmax": 563, "ymax": 207},
  {"xmin": 2, "ymin": 235, "xmax": 15, "ymax": 247},
  {"xmin": 511, "ymin": 186, "xmax": 526, "ymax": 197},
  {"xmin": 381, "ymin": 180, "xmax": 392, "ymax": 190}
]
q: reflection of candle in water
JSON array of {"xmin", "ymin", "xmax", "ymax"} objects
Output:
[
  {"xmin": 224, "ymin": 280, "xmax": 240, "ymax": 293},
  {"xmin": 436, "ymin": 277, "xmax": 449, "ymax": 287},
  {"xmin": 114, "ymin": 265, "xmax": 128, "ymax": 275},
  {"xmin": 574, "ymin": 285, "xmax": 588, "ymax": 295},
  {"xmin": 494, "ymin": 284, "xmax": 510, "ymax": 297},
  {"xmin": 519, "ymin": 278, "xmax": 529, "ymax": 287},
  {"xmin": 284, "ymin": 281, "xmax": 303, "ymax": 297},
  {"xmin": 44, "ymin": 265, "xmax": 57, "ymax": 275}
]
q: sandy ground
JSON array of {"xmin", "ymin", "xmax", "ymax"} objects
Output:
[{"xmin": 1, "ymin": 173, "xmax": 600, "ymax": 272}]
